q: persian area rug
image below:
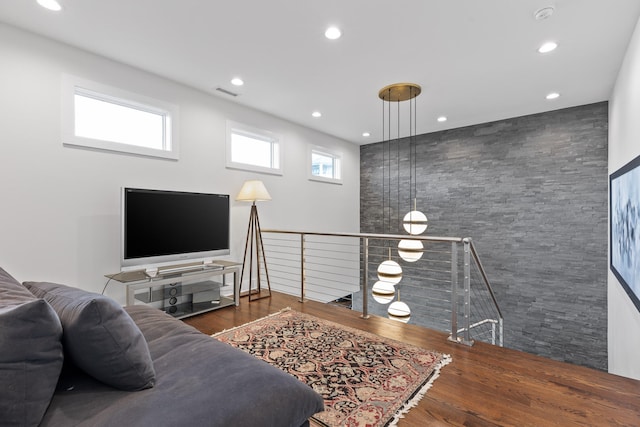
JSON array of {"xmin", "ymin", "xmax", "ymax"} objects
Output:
[{"xmin": 213, "ymin": 309, "xmax": 451, "ymax": 427}]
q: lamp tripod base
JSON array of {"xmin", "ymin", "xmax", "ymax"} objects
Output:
[{"xmin": 240, "ymin": 203, "xmax": 271, "ymax": 302}]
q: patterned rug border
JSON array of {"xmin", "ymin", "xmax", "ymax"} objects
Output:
[
  {"xmin": 386, "ymin": 354, "xmax": 451, "ymax": 426},
  {"xmin": 212, "ymin": 308, "xmax": 452, "ymax": 427}
]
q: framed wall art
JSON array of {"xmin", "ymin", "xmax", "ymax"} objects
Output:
[{"xmin": 610, "ymin": 153, "xmax": 640, "ymax": 312}]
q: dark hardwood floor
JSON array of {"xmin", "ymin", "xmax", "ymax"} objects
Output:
[{"xmin": 184, "ymin": 292, "xmax": 640, "ymax": 426}]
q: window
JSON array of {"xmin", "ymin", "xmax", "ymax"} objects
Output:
[
  {"xmin": 62, "ymin": 75, "xmax": 179, "ymax": 160},
  {"xmin": 309, "ymin": 146, "xmax": 342, "ymax": 184},
  {"xmin": 226, "ymin": 121, "xmax": 282, "ymax": 175}
]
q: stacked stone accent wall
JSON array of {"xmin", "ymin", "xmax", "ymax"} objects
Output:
[{"xmin": 359, "ymin": 102, "xmax": 608, "ymax": 370}]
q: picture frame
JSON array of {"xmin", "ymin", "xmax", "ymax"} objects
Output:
[{"xmin": 610, "ymin": 153, "xmax": 640, "ymax": 312}]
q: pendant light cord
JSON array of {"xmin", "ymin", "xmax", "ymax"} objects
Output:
[
  {"xmin": 411, "ymin": 87, "xmax": 415, "ymax": 210},
  {"xmin": 397, "ymin": 96, "xmax": 400, "ymax": 235},
  {"xmin": 387, "ymin": 89, "xmax": 391, "ymax": 240},
  {"xmin": 413, "ymin": 94, "xmax": 418, "ymax": 205},
  {"xmin": 381, "ymin": 95, "xmax": 385, "ymax": 236}
]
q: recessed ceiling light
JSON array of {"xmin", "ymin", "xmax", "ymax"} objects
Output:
[
  {"xmin": 230, "ymin": 77, "xmax": 244, "ymax": 86},
  {"xmin": 546, "ymin": 92, "xmax": 560, "ymax": 100},
  {"xmin": 437, "ymin": 116, "xmax": 448, "ymax": 123},
  {"xmin": 325, "ymin": 26, "xmax": 341, "ymax": 40},
  {"xmin": 312, "ymin": 111, "xmax": 322, "ymax": 118},
  {"xmin": 37, "ymin": 0, "xmax": 62, "ymax": 11},
  {"xmin": 538, "ymin": 41, "xmax": 558, "ymax": 54},
  {"xmin": 362, "ymin": 132, "xmax": 371, "ymax": 137}
]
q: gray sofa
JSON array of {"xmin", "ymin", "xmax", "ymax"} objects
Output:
[{"xmin": 0, "ymin": 267, "xmax": 324, "ymax": 427}]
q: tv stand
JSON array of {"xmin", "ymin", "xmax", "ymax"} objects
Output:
[{"xmin": 106, "ymin": 261, "xmax": 241, "ymax": 319}]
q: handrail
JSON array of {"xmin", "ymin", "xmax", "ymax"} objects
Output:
[
  {"xmin": 467, "ymin": 238, "xmax": 503, "ymax": 320},
  {"xmin": 262, "ymin": 229, "xmax": 463, "ymax": 243}
]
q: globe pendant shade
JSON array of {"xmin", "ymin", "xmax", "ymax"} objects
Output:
[
  {"xmin": 388, "ymin": 300, "xmax": 411, "ymax": 323},
  {"xmin": 377, "ymin": 260, "xmax": 402, "ymax": 285},
  {"xmin": 372, "ymin": 280, "xmax": 395, "ymax": 304},
  {"xmin": 403, "ymin": 210, "xmax": 428, "ymax": 235},
  {"xmin": 398, "ymin": 239, "xmax": 423, "ymax": 262}
]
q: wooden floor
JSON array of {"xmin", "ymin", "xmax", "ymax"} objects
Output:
[{"xmin": 184, "ymin": 292, "xmax": 640, "ymax": 427}]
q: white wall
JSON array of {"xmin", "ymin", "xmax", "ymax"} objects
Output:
[
  {"xmin": 0, "ymin": 23, "xmax": 359, "ymax": 303},
  {"xmin": 608, "ymin": 15, "xmax": 640, "ymax": 380}
]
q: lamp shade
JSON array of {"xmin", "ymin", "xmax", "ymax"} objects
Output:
[{"xmin": 236, "ymin": 180, "xmax": 272, "ymax": 202}]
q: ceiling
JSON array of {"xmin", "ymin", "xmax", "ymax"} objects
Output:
[{"xmin": 1, "ymin": 0, "xmax": 639, "ymax": 144}]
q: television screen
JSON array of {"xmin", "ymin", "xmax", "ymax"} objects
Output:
[{"xmin": 121, "ymin": 188, "xmax": 230, "ymax": 269}]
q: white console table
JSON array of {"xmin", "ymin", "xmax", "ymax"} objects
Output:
[{"xmin": 106, "ymin": 261, "xmax": 240, "ymax": 319}]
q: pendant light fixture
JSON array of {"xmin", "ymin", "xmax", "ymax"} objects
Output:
[
  {"xmin": 397, "ymin": 239, "xmax": 423, "ymax": 262},
  {"xmin": 377, "ymin": 249, "xmax": 403, "ymax": 284},
  {"xmin": 372, "ymin": 280, "xmax": 395, "ymax": 304},
  {"xmin": 388, "ymin": 289, "xmax": 411, "ymax": 323},
  {"xmin": 376, "ymin": 82, "xmax": 424, "ymax": 322}
]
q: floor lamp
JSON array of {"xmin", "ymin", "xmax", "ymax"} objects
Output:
[{"xmin": 236, "ymin": 180, "xmax": 272, "ymax": 301}]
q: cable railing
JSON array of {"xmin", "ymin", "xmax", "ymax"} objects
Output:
[{"xmin": 260, "ymin": 230, "xmax": 503, "ymax": 347}]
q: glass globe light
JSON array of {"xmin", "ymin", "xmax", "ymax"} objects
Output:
[
  {"xmin": 372, "ymin": 280, "xmax": 395, "ymax": 304},
  {"xmin": 402, "ymin": 210, "xmax": 428, "ymax": 235},
  {"xmin": 398, "ymin": 239, "xmax": 423, "ymax": 262},
  {"xmin": 388, "ymin": 300, "xmax": 411, "ymax": 323},
  {"xmin": 377, "ymin": 260, "xmax": 402, "ymax": 285}
]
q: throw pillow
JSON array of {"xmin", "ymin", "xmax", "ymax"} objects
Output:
[
  {"xmin": 0, "ymin": 267, "xmax": 64, "ymax": 427},
  {"xmin": 24, "ymin": 281, "xmax": 156, "ymax": 391}
]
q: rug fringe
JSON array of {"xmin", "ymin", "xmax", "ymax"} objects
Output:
[
  {"xmin": 211, "ymin": 307, "xmax": 292, "ymax": 337},
  {"xmin": 387, "ymin": 354, "xmax": 453, "ymax": 427}
]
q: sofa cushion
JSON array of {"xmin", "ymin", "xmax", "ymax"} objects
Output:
[
  {"xmin": 0, "ymin": 268, "xmax": 64, "ymax": 427},
  {"xmin": 23, "ymin": 281, "xmax": 155, "ymax": 391}
]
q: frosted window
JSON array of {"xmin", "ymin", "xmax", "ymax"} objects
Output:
[
  {"xmin": 226, "ymin": 121, "xmax": 282, "ymax": 175},
  {"xmin": 62, "ymin": 75, "xmax": 179, "ymax": 160},
  {"xmin": 74, "ymin": 93, "xmax": 167, "ymax": 150}
]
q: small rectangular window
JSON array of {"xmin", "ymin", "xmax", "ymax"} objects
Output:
[
  {"xmin": 226, "ymin": 121, "xmax": 282, "ymax": 175},
  {"xmin": 309, "ymin": 146, "xmax": 342, "ymax": 184},
  {"xmin": 62, "ymin": 75, "xmax": 179, "ymax": 160}
]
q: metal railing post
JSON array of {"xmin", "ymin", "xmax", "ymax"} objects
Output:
[
  {"xmin": 462, "ymin": 238, "xmax": 475, "ymax": 346},
  {"xmin": 300, "ymin": 233, "xmax": 305, "ymax": 303},
  {"xmin": 492, "ymin": 321, "xmax": 496, "ymax": 346},
  {"xmin": 361, "ymin": 237, "xmax": 369, "ymax": 319},
  {"xmin": 449, "ymin": 241, "xmax": 459, "ymax": 343}
]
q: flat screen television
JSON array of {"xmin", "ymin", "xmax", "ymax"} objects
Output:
[{"xmin": 121, "ymin": 187, "xmax": 230, "ymax": 270}]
